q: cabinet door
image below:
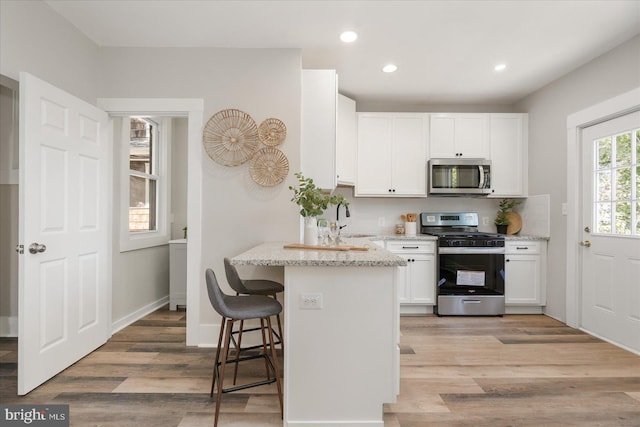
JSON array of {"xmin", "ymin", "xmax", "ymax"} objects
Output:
[
  {"xmin": 336, "ymin": 94, "xmax": 356, "ymax": 185},
  {"xmin": 456, "ymin": 115, "xmax": 490, "ymax": 158},
  {"xmin": 489, "ymin": 114, "xmax": 527, "ymax": 197},
  {"xmin": 408, "ymin": 254, "xmax": 435, "ymax": 304},
  {"xmin": 429, "ymin": 115, "xmax": 456, "ymax": 157},
  {"xmin": 356, "ymin": 114, "xmax": 392, "ymax": 195},
  {"xmin": 505, "ymin": 254, "xmax": 541, "ymax": 305},
  {"xmin": 396, "ymin": 257, "xmax": 411, "ymax": 303},
  {"xmin": 391, "ymin": 115, "xmax": 427, "ymax": 195},
  {"xmin": 301, "ymin": 69, "xmax": 337, "ymax": 190}
]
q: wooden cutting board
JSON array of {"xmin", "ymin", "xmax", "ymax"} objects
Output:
[
  {"xmin": 283, "ymin": 243, "xmax": 369, "ymax": 251},
  {"xmin": 506, "ymin": 212, "xmax": 522, "ymax": 235}
]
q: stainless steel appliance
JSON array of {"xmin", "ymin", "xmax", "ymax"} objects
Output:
[
  {"xmin": 428, "ymin": 158, "xmax": 492, "ymax": 196},
  {"xmin": 420, "ymin": 212, "xmax": 505, "ymax": 316}
]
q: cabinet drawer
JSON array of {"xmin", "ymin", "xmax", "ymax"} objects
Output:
[
  {"xmin": 386, "ymin": 241, "xmax": 435, "ymax": 253},
  {"xmin": 505, "ymin": 241, "xmax": 540, "ymax": 254}
]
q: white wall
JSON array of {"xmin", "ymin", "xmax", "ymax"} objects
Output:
[
  {"xmin": 171, "ymin": 118, "xmax": 189, "ymax": 240},
  {"xmin": 514, "ymin": 34, "xmax": 640, "ymax": 320},
  {"xmin": 97, "ymin": 47, "xmax": 302, "ymax": 340},
  {"xmin": 0, "ymin": 0, "xmax": 99, "ymax": 103},
  {"xmin": 0, "ymin": 184, "xmax": 18, "ymax": 336}
]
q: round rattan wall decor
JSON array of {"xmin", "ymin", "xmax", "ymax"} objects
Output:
[
  {"xmin": 203, "ymin": 109, "xmax": 259, "ymax": 166},
  {"xmin": 249, "ymin": 147, "xmax": 289, "ymax": 187},
  {"xmin": 258, "ymin": 118, "xmax": 287, "ymax": 146}
]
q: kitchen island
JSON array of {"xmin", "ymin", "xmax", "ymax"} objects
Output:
[{"xmin": 230, "ymin": 241, "xmax": 406, "ymax": 427}]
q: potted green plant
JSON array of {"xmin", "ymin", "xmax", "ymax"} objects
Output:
[
  {"xmin": 289, "ymin": 172, "xmax": 348, "ymax": 245},
  {"xmin": 495, "ymin": 199, "xmax": 522, "ymax": 234}
]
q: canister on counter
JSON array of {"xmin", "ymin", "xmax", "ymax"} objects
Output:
[{"xmin": 395, "ymin": 223, "xmax": 405, "ymax": 234}]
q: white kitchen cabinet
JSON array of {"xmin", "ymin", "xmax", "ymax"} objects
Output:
[
  {"xmin": 356, "ymin": 113, "xmax": 427, "ymax": 197},
  {"xmin": 301, "ymin": 69, "xmax": 337, "ymax": 190},
  {"xmin": 336, "ymin": 94, "xmax": 357, "ymax": 186},
  {"xmin": 429, "ymin": 113, "xmax": 490, "ymax": 159},
  {"xmin": 386, "ymin": 241, "xmax": 436, "ymax": 307},
  {"xmin": 489, "ymin": 114, "xmax": 528, "ymax": 197},
  {"xmin": 505, "ymin": 240, "xmax": 546, "ymax": 306},
  {"xmin": 169, "ymin": 239, "xmax": 187, "ymax": 310}
]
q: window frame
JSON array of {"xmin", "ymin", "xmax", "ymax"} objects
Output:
[{"xmin": 119, "ymin": 116, "xmax": 172, "ymax": 252}]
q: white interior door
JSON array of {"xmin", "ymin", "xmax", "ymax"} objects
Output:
[
  {"xmin": 580, "ymin": 111, "xmax": 640, "ymax": 353},
  {"xmin": 18, "ymin": 72, "xmax": 111, "ymax": 395}
]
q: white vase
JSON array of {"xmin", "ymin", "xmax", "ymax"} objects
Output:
[{"xmin": 304, "ymin": 216, "xmax": 319, "ymax": 246}]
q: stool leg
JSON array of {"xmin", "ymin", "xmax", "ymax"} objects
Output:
[
  {"xmin": 210, "ymin": 317, "xmax": 226, "ymax": 397},
  {"xmin": 266, "ymin": 316, "xmax": 284, "ymax": 418},
  {"xmin": 260, "ymin": 318, "xmax": 271, "ymax": 380},
  {"xmin": 271, "ymin": 294, "xmax": 285, "ymax": 354},
  {"xmin": 232, "ymin": 319, "xmax": 244, "ymax": 385},
  {"xmin": 214, "ymin": 318, "xmax": 234, "ymax": 427}
]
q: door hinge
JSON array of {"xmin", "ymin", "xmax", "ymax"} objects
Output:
[{"xmin": 15, "ymin": 244, "xmax": 24, "ymax": 254}]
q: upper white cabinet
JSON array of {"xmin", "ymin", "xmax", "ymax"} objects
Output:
[
  {"xmin": 356, "ymin": 113, "xmax": 427, "ymax": 197},
  {"xmin": 336, "ymin": 94, "xmax": 356, "ymax": 186},
  {"xmin": 429, "ymin": 113, "xmax": 490, "ymax": 159},
  {"xmin": 301, "ymin": 69, "xmax": 337, "ymax": 190},
  {"xmin": 489, "ymin": 114, "xmax": 528, "ymax": 197}
]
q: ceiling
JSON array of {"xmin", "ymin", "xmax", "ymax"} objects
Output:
[{"xmin": 45, "ymin": 0, "xmax": 640, "ymax": 105}]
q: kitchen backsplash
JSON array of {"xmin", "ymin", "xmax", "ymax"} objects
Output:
[{"xmin": 329, "ymin": 187, "xmax": 550, "ymax": 237}]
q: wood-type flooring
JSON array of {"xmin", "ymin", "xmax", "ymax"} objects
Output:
[{"xmin": 1, "ymin": 307, "xmax": 640, "ymax": 426}]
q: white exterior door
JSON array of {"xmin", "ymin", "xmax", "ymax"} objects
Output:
[
  {"xmin": 18, "ymin": 73, "xmax": 111, "ymax": 395},
  {"xmin": 580, "ymin": 111, "xmax": 640, "ymax": 353}
]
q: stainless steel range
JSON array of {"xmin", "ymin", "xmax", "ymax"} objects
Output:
[{"xmin": 420, "ymin": 212, "xmax": 505, "ymax": 316}]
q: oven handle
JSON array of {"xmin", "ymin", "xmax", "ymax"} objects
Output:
[{"xmin": 438, "ymin": 247, "xmax": 505, "ymax": 254}]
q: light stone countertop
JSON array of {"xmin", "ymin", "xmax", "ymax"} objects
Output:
[
  {"xmin": 229, "ymin": 240, "xmax": 407, "ymax": 267},
  {"xmin": 344, "ymin": 233, "xmax": 548, "ymax": 241}
]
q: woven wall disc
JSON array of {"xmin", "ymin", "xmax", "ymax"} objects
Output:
[
  {"xmin": 249, "ymin": 147, "xmax": 289, "ymax": 187},
  {"xmin": 258, "ymin": 118, "xmax": 287, "ymax": 146},
  {"xmin": 203, "ymin": 109, "xmax": 259, "ymax": 166}
]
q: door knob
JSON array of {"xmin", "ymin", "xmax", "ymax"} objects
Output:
[
  {"xmin": 579, "ymin": 240, "xmax": 591, "ymax": 247},
  {"xmin": 29, "ymin": 243, "xmax": 47, "ymax": 254}
]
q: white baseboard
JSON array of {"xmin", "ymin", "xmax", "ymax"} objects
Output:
[
  {"xmin": 0, "ymin": 315, "xmax": 18, "ymax": 337},
  {"xmin": 111, "ymin": 295, "xmax": 169, "ymax": 334},
  {"xmin": 285, "ymin": 421, "xmax": 383, "ymax": 426},
  {"xmin": 505, "ymin": 306, "xmax": 544, "ymax": 314}
]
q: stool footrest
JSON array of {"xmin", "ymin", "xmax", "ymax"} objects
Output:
[{"xmin": 212, "ymin": 353, "xmax": 278, "ymax": 396}]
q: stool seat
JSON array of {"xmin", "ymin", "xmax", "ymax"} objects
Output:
[
  {"xmin": 242, "ymin": 279, "xmax": 284, "ymax": 295},
  {"xmin": 222, "ymin": 294, "xmax": 282, "ymax": 320}
]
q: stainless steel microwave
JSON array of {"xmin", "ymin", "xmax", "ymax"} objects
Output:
[{"xmin": 428, "ymin": 158, "xmax": 492, "ymax": 195}]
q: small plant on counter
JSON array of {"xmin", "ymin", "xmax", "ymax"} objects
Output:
[
  {"xmin": 495, "ymin": 199, "xmax": 522, "ymax": 226},
  {"xmin": 289, "ymin": 172, "xmax": 348, "ymax": 217}
]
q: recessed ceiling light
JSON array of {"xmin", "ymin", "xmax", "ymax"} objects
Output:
[
  {"xmin": 494, "ymin": 63, "xmax": 507, "ymax": 72},
  {"xmin": 383, "ymin": 64, "xmax": 398, "ymax": 73},
  {"xmin": 340, "ymin": 31, "xmax": 358, "ymax": 43}
]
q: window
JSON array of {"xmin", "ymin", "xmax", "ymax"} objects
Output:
[
  {"xmin": 120, "ymin": 116, "xmax": 171, "ymax": 251},
  {"xmin": 593, "ymin": 127, "xmax": 639, "ymax": 236},
  {"xmin": 129, "ymin": 118, "xmax": 158, "ymax": 232}
]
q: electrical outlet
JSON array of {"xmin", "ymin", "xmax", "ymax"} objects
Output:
[
  {"xmin": 378, "ymin": 217, "xmax": 386, "ymax": 227},
  {"xmin": 300, "ymin": 293, "xmax": 323, "ymax": 309},
  {"xmin": 482, "ymin": 216, "xmax": 490, "ymax": 226}
]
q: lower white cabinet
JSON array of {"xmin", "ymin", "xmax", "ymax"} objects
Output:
[
  {"xmin": 169, "ymin": 239, "xmax": 187, "ymax": 310},
  {"xmin": 386, "ymin": 241, "xmax": 436, "ymax": 306},
  {"xmin": 505, "ymin": 240, "xmax": 547, "ymax": 306}
]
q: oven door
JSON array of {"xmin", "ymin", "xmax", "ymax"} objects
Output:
[{"xmin": 437, "ymin": 248, "xmax": 505, "ymax": 296}]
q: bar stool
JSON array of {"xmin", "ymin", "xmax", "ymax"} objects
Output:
[
  {"xmin": 224, "ymin": 258, "xmax": 284, "ymax": 352},
  {"xmin": 205, "ymin": 268, "xmax": 283, "ymax": 426}
]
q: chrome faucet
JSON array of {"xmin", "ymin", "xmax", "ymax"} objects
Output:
[{"xmin": 336, "ymin": 202, "xmax": 351, "ymax": 232}]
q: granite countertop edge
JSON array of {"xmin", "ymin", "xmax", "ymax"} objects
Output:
[{"xmin": 230, "ymin": 241, "xmax": 407, "ymax": 268}]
